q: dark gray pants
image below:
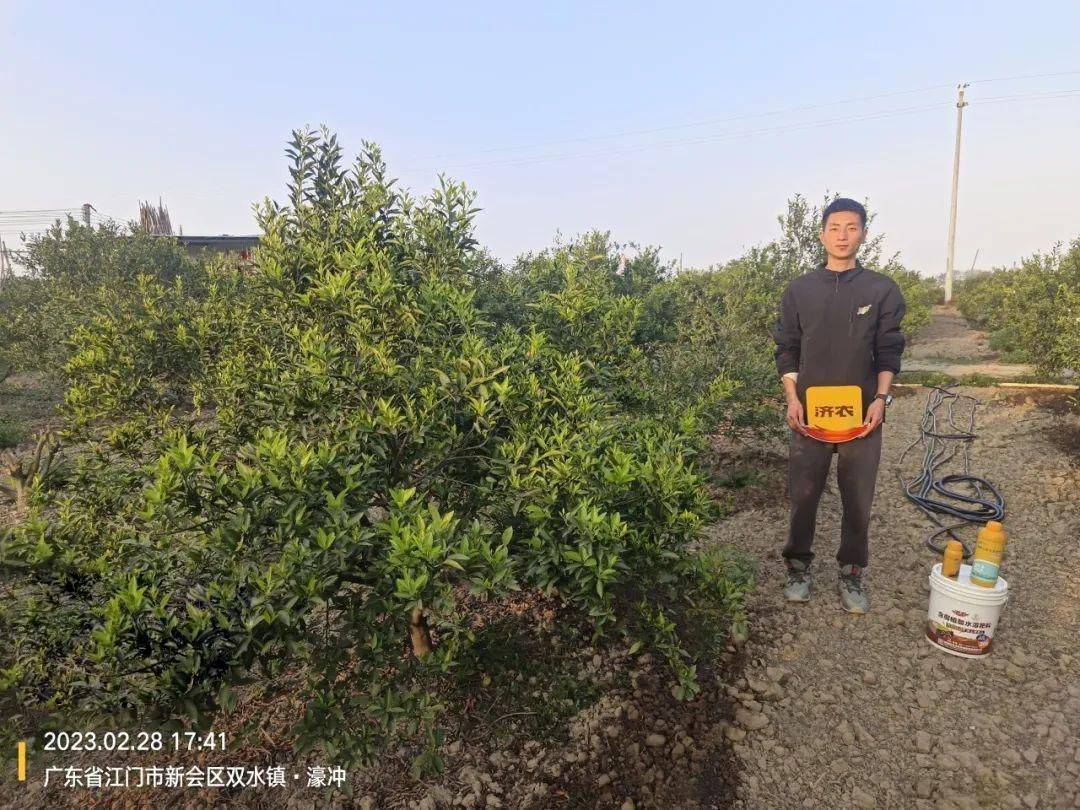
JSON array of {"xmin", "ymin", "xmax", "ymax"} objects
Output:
[{"xmin": 783, "ymin": 427, "xmax": 883, "ymax": 568}]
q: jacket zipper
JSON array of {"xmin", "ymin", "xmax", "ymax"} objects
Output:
[
  {"xmin": 834, "ymin": 272, "xmax": 854, "ymax": 337},
  {"xmin": 838, "ymin": 271, "xmax": 855, "ymax": 337}
]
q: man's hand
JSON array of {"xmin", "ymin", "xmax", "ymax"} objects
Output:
[
  {"xmin": 859, "ymin": 398, "xmax": 886, "ymax": 437},
  {"xmin": 786, "ymin": 398, "xmax": 809, "ymax": 434}
]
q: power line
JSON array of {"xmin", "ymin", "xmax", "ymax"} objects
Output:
[
  {"xmin": 401, "ymin": 89, "xmax": 1079, "ymax": 175},
  {"xmin": 415, "ymin": 81, "xmax": 957, "ymax": 163},
  {"xmin": 0, "ymin": 202, "xmax": 124, "ymax": 247},
  {"xmin": 410, "ymin": 70, "xmax": 1079, "ymax": 167},
  {"xmin": 0, "ymin": 208, "xmax": 85, "ymax": 228},
  {"xmin": 0, "ymin": 209, "xmax": 126, "ymax": 226},
  {"xmin": 971, "ymin": 88, "xmax": 1080, "ymax": 104},
  {"xmin": 0, "ymin": 210, "xmax": 83, "ymax": 217},
  {"xmin": 404, "ymin": 101, "xmax": 954, "ymax": 173},
  {"xmin": 0, "ymin": 212, "xmax": 75, "ymax": 217},
  {"xmin": 0, "ymin": 215, "xmax": 82, "ymax": 222},
  {"xmin": 969, "ymin": 68, "xmax": 1080, "ymax": 85},
  {"xmin": 6, "ymin": 76, "xmax": 1075, "ymax": 209}
]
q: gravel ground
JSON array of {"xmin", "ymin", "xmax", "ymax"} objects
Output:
[{"xmin": 702, "ymin": 385, "xmax": 1080, "ymax": 809}]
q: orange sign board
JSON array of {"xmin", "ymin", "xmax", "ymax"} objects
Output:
[{"xmin": 805, "ymin": 386, "xmax": 863, "ymax": 431}]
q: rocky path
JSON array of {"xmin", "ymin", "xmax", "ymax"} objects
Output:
[{"xmin": 703, "ymin": 384, "xmax": 1079, "ymax": 809}]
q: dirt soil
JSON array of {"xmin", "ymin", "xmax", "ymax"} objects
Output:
[
  {"xmin": 2, "ymin": 610, "xmax": 746, "ymax": 810},
  {"xmin": 702, "ymin": 384, "xmax": 1080, "ymax": 809},
  {"xmin": 904, "ymin": 305, "xmax": 1036, "ymax": 380}
]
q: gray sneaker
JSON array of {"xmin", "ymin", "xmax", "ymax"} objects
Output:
[
  {"xmin": 783, "ymin": 559, "xmax": 811, "ymax": 602},
  {"xmin": 838, "ymin": 564, "xmax": 870, "ymax": 614}
]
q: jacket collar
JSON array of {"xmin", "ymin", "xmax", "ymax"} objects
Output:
[{"xmin": 815, "ymin": 260, "xmax": 864, "ymax": 283}]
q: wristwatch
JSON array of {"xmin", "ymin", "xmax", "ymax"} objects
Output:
[{"xmin": 874, "ymin": 393, "xmax": 893, "ymax": 406}]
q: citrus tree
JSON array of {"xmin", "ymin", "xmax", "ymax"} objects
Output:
[
  {"xmin": 0, "ymin": 129, "xmax": 748, "ymax": 768},
  {"xmin": 0, "ymin": 219, "xmax": 198, "ymax": 376},
  {"xmin": 955, "ymin": 239, "xmax": 1080, "ymax": 374}
]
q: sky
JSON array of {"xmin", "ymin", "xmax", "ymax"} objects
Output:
[{"xmin": 3, "ymin": 1, "xmax": 1080, "ymax": 275}]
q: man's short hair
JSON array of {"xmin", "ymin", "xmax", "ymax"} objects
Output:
[{"xmin": 821, "ymin": 198, "xmax": 867, "ymax": 229}]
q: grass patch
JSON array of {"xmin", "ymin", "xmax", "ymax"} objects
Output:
[
  {"xmin": 899, "ymin": 369, "xmax": 1074, "ymax": 388},
  {"xmin": 899, "ymin": 370, "xmax": 956, "ymax": 387},
  {"xmin": 954, "ymin": 372, "xmax": 1002, "ymax": 387},
  {"xmin": 996, "ymin": 349, "xmax": 1031, "ymax": 365},
  {"xmin": 710, "ymin": 465, "xmax": 768, "ymax": 490},
  {"xmin": 0, "ymin": 423, "xmax": 21, "ymax": 449},
  {"xmin": 917, "ymin": 354, "xmax": 991, "ymax": 366}
]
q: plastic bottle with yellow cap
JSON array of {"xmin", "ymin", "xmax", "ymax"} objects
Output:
[
  {"xmin": 942, "ymin": 539, "xmax": 964, "ymax": 578},
  {"xmin": 970, "ymin": 521, "xmax": 1007, "ymax": 588}
]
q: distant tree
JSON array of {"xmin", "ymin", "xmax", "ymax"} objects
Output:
[
  {"xmin": 0, "ymin": 219, "xmax": 197, "ymax": 375},
  {"xmin": 955, "ymin": 238, "xmax": 1080, "ymax": 374}
]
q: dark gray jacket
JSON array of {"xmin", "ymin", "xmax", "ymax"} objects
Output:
[{"xmin": 772, "ymin": 262, "xmax": 906, "ymax": 419}]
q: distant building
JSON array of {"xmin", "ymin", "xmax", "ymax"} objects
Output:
[{"xmin": 176, "ymin": 235, "xmax": 259, "ymax": 260}]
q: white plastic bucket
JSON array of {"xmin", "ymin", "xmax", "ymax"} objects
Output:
[{"xmin": 925, "ymin": 563, "xmax": 1009, "ymax": 658}]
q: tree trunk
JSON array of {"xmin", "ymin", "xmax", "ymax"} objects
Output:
[{"xmin": 409, "ymin": 605, "xmax": 433, "ymax": 658}]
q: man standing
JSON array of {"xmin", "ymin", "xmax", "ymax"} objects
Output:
[{"xmin": 771, "ymin": 198, "xmax": 907, "ymax": 613}]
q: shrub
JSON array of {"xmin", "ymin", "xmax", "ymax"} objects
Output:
[
  {"xmin": 0, "ymin": 129, "xmax": 749, "ymax": 767},
  {"xmin": 473, "ymin": 232, "xmax": 679, "ymax": 418},
  {"xmin": 0, "ymin": 277, "xmax": 57, "ymax": 374},
  {"xmin": 955, "ymin": 239, "xmax": 1080, "ymax": 375},
  {"xmin": 478, "ymin": 232, "xmax": 668, "ymax": 325},
  {"xmin": 0, "ymin": 219, "xmax": 199, "ymax": 376},
  {"xmin": 639, "ymin": 249, "xmax": 786, "ymax": 438},
  {"xmin": 954, "ymin": 268, "xmax": 1014, "ymax": 335},
  {"xmin": 474, "ymin": 231, "xmax": 778, "ymax": 436}
]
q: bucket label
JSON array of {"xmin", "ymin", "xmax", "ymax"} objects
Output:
[
  {"xmin": 970, "ymin": 559, "xmax": 999, "ymax": 584},
  {"xmin": 925, "ymin": 608, "xmax": 997, "ymax": 656}
]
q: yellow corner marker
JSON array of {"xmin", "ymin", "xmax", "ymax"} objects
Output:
[{"xmin": 17, "ymin": 741, "xmax": 26, "ymax": 781}]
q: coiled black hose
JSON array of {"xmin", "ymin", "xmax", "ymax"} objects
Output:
[{"xmin": 897, "ymin": 385, "xmax": 1005, "ymax": 556}]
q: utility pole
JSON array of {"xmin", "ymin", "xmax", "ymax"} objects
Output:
[
  {"xmin": 0, "ymin": 239, "xmax": 13, "ymax": 291},
  {"xmin": 82, "ymin": 203, "xmax": 92, "ymax": 226},
  {"xmin": 944, "ymin": 83, "xmax": 969, "ymax": 304}
]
